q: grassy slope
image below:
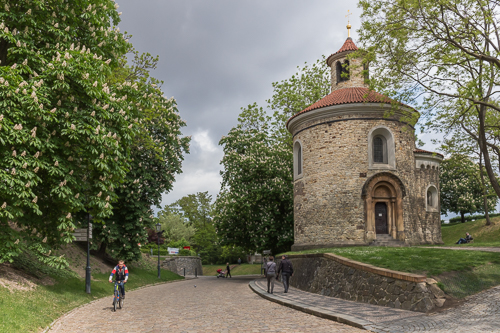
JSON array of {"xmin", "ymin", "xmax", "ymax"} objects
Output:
[
  {"xmin": 203, "ymin": 264, "xmax": 261, "ymax": 276},
  {"xmin": 0, "ymin": 262, "xmax": 182, "ymax": 333},
  {"xmin": 283, "ymin": 218, "xmax": 500, "ymax": 298},
  {"xmin": 441, "ymin": 216, "xmax": 500, "ymax": 246}
]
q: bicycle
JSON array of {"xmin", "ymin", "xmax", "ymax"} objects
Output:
[{"xmin": 112, "ymin": 281, "xmax": 125, "ymax": 312}]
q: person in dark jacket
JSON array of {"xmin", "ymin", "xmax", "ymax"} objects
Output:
[
  {"xmin": 226, "ymin": 262, "xmax": 232, "ymax": 278},
  {"xmin": 277, "ymin": 255, "xmax": 293, "ymax": 293},
  {"xmin": 265, "ymin": 256, "xmax": 277, "ymax": 294},
  {"xmin": 456, "ymin": 232, "xmax": 473, "ymax": 244}
]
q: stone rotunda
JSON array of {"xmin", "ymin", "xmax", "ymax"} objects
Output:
[{"xmin": 287, "ymin": 27, "xmax": 444, "ymax": 250}]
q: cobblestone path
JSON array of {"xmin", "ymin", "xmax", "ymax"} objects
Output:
[
  {"xmin": 253, "ymin": 279, "xmax": 500, "ymax": 332},
  {"xmin": 48, "ymin": 276, "xmax": 364, "ymax": 333}
]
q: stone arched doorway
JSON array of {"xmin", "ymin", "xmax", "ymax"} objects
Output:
[{"xmin": 362, "ymin": 173, "xmax": 406, "ymax": 242}]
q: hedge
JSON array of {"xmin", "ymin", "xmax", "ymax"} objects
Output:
[{"xmin": 447, "ymin": 213, "xmax": 500, "ymax": 223}]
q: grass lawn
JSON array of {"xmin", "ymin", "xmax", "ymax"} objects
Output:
[
  {"xmin": 203, "ymin": 263, "xmax": 261, "ymax": 276},
  {"xmin": 440, "ymin": 216, "xmax": 500, "ymax": 246},
  {"xmin": 0, "ymin": 266, "xmax": 183, "ymax": 333},
  {"xmin": 282, "ymin": 217, "xmax": 500, "ymax": 298}
]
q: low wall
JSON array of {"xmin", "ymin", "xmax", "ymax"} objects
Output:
[
  {"xmin": 162, "ymin": 256, "xmax": 203, "ymax": 276},
  {"xmin": 279, "ymin": 253, "xmax": 445, "ymax": 313}
]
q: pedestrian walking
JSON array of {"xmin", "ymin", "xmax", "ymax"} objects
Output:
[
  {"xmin": 265, "ymin": 256, "xmax": 277, "ymax": 294},
  {"xmin": 226, "ymin": 262, "xmax": 232, "ymax": 278},
  {"xmin": 237, "ymin": 257, "xmax": 242, "ymax": 265},
  {"xmin": 277, "ymin": 254, "xmax": 293, "ymax": 293}
]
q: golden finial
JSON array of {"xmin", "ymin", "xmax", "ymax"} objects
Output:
[{"xmin": 346, "ymin": 10, "xmax": 352, "ymax": 38}]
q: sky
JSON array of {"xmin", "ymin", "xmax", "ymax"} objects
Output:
[{"xmin": 115, "ymin": 0, "xmax": 443, "ymax": 213}]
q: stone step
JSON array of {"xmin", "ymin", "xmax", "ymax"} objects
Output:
[{"xmin": 370, "ymin": 235, "xmax": 407, "ymax": 247}]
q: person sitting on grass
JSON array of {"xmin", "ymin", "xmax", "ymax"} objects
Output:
[
  {"xmin": 109, "ymin": 260, "xmax": 128, "ymax": 299},
  {"xmin": 456, "ymin": 232, "xmax": 473, "ymax": 244}
]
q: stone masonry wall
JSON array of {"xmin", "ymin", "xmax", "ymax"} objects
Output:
[
  {"xmin": 279, "ymin": 254, "xmax": 446, "ymax": 313},
  {"xmin": 407, "ymin": 166, "xmax": 442, "ymax": 244},
  {"xmin": 292, "ymin": 111, "xmax": 419, "ymax": 247},
  {"xmin": 162, "ymin": 256, "xmax": 203, "ymax": 276}
]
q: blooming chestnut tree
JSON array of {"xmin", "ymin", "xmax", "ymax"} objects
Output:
[
  {"xmin": 93, "ymin": 50, "xmax": 190, "ymax": 261},
  {"xmin": 214, "ymin": 58, "xmax": 329, "ymax": 254},
  {"xmin": 0, "ymin": 0, "xmax": 174, "ymax": 265},
  {"xmin": 440, "ymin": 154, "xmax": 497, "ymax": 223},
  {"xmin": 214, "ymin": 104, "xmax": 294, "ymax": 254}
]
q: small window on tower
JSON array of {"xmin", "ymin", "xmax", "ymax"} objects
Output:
[
  {"xmin": 427, "ymin": 191, "xmax": 433, "ymax": 206},
  {"xmin": 336, "ymin": 61, "xmax": 342, "ymax": 83},
  {"xmin": 343, "ymin": 60, "xmax": 350, "ymax": 81}
]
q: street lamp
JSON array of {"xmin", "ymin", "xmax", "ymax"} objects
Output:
[
  {"xmin": 156, "ymin": 222, "xmax": 161, "ymax": 279},
  {"xmin": 85, "ymin": 213, "xmax": 92, "ymax": 294}
]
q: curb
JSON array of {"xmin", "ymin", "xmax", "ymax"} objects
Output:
[
  {"xmin": 249, "ymin": 279, "xmax": 373, "ymax": 330},
  {"xmin": 42, "ymin": 277, "xmax": 195, "ymax": 332}
]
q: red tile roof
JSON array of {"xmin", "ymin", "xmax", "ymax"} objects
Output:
[
  {"xmin": 288, "ymin": 87, "xmax": 406, "ymax": 124},
  {"xmin": 335, "ymin": 37, "xmax": 358, "ymax": 55},
  {"xmin": 414, "ymin": 149, "xmax": 444, "ymax": 158},
  {"xmin": 326, "ymin": 37, "xmax": 358, "ymax": 64}
]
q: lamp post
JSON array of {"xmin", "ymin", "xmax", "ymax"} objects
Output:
[
  {"xmin": 156, "ymin": 222, "xmax": 161, "ymax": 279},
  {"xmin": 85, "ymin": 213, "xmax": 92, "ymax": 294}
]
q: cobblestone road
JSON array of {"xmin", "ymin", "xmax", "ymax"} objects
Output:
[{"xmin": 48, "ymin": 276, "xmax": 364, "ymax": 333}]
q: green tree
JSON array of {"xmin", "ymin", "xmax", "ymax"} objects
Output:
[
  {"xmin": 167, "ymin": 192, "xmax": 213, "ymax": 229},
  {"xmin": 0, "ymin": 0, "xmax": 150, "ymax": 265},
  {"xmin": 166, "ymin": 192, "xmax": 219, "ymax": 263},
  {"xmin": 92, "ymin": 50, "xmax": 190, "ymax": 261},
  {"xmin": 214, "ymin": 58, "xmax": 330, "ymax": 255},
  {"xmin": 440, "ymin": 154, "xmax": 497, "ymax": 223},
  {"xmin": 214, "ymin": 105, "xmax": 294, "ymax": 255},
  {"xmin": 214, "ymin": 57, "xmax": 330, "ymax": 253},
  {"xmin": 439, "ymin": 116, "xmax": 499, "ymax": 225},
  {"xmin": 156, "ymin": 210, "xmax": 195, "ymax": 244},
  {"xmin": 357, "ymin": 0, "xmax": 500, "ymax": 201}
]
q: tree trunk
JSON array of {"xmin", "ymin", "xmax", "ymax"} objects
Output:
[
  {"xmin": 460, "ymin": 211, "xmax": 465, "ymax": 223},
  {"xmin": 479, "ymin": 155, "xmax": 492, "ymax": 226},
  {"xmin": 97, "ymin": 242, "xmax": 107, "ymax": 257},
  {"xmin": 0, "ymin": 38, "xmax": 9, "ymax": 66},
  {"xmin": 478, "ymin": 105, "xmax": 500, "ymax": 199}
]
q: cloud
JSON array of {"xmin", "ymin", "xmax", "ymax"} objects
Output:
[
  {"xmin": 116, "ymin": 1, "xmax": 451, "ymax": 215},
  {"xmin": 158, "ymin": 129, "xmax": 223, "ymax": 211}
]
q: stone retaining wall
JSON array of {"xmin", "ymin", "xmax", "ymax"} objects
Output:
[
  {"xmin": 279, "ymin": 253, "xmax": 445, "ymax": 312},
  {"xmin": 162, "ymin": 256, "xmax": 203, "ymax": 276}
]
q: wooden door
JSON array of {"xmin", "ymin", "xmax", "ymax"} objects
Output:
[{"xmin": 375, "ymin": 202, "xmax": 388, "ymax": 234}]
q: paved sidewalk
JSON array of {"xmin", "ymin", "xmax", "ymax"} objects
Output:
[{"xmin": 251, "ymin": 278, "xmax": 500, "ymax": 332}]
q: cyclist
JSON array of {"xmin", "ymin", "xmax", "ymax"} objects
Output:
[{"xmin": 109, "ymin": 260, "xmax": 128, "ymax": 299}]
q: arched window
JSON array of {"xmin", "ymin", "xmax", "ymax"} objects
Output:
[
  {"xmin": 336, "ymin": 61, "xmax": 342, "ymax": 83},
  {"xmin": 336, "ymin": 60, "xmax": 350, "ymax": 83},
  {"xmin": 296, "ymin": 144, "xmax": 302, "ymax": 176},
  {"xmin": 368, "ymin": 127, "xmax": 395, "ymax": 169},
  {"xmin": 426, "ymin": 185, "xmax": 438, "ymax": 212},
  {"xmin": 343, "ymin": 60, "xmax": 350, "ymax": 80},
  {"xmin": 294, "ymin": 141, "xmax": 303, "ymax": 179},
  {"xmin": 373, "ymin": 135, "xmax": 387, "ymax": 164}
]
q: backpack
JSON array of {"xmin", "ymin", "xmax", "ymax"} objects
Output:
[{"xmin": 266, "ymin": 261, "xmax": 277, "ymax": 275}]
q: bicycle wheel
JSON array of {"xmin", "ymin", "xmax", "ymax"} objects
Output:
[{"xmin": 113, "ymin": 291, "xmax": 117, "ymax": 312}]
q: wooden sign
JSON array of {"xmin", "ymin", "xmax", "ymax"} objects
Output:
[{"xmin": 73, "ymin": 223, "xmax": 92, "ymax": 241}]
